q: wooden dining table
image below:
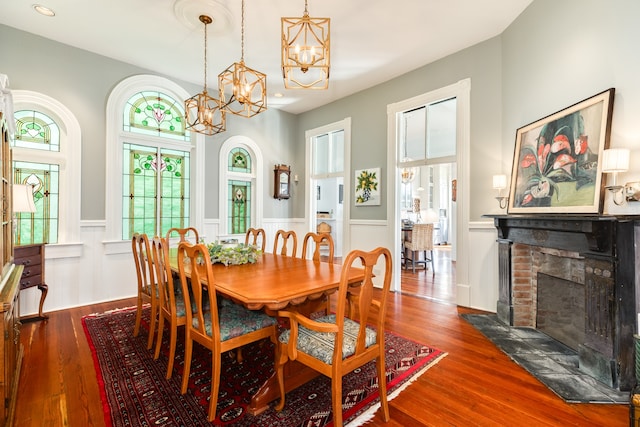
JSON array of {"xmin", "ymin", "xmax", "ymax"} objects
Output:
[{"xmin": 169, "ymin": 251, "xmax": 366, "ymax": 415}]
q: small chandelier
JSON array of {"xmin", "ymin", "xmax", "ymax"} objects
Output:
[
  {"xmin": 218, "ymin": 0, "xmax": 267, "ymax": 118},
  {"xmin": 281, "ymin": 0, "xmax": 330, "ymax": 90},
  {"xmin": 185, "ymin": 15, "xmax": 226, "ymax": 135}
]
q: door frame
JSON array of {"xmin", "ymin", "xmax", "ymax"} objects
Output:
[{"xmin": 387, "ymin": 79, "xmax": 470, "ymax": 304}]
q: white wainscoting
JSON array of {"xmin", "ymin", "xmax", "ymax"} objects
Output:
[{"xmin": 19, "ymin": 218, "xmax": 501, "ymax": 316}]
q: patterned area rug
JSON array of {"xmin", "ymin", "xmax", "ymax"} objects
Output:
[{"xmin": 82, "ymin": 306, "xmax": 446, "ymax": 426}]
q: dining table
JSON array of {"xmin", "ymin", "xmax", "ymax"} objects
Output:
[{"xmin": 169, "ymin": 251, "xmax": 366, "ymax": 415}]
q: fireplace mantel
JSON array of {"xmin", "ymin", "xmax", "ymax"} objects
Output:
[{"xmin": 486, "ymin": 214, "xmax": 640, "ymax": 391}]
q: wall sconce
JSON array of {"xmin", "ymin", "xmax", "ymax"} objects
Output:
[
  {"xmin": 602, "ymin": 148, "xmax": 629, "ymax": 206},
  {"xmin": 492, "ymin": 174, "xmax": 509, "ymax": 209}
]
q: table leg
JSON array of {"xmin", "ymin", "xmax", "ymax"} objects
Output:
[{"xmin": 20, "ymin": 283, "xmax": 49, "ymax": 323}]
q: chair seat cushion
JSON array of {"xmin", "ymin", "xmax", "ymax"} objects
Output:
[
  {"xmin": 278, "ymin": 314, "xmax": 377, "ymax": 365},
  {"xmin": 194, "ymin": 302, "xmax": 276, "ymax": 341}
]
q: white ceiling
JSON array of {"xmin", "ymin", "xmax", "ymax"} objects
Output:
[{"xmin": 1, "ymin": 0, "xmax": 532, "ymax": 114}]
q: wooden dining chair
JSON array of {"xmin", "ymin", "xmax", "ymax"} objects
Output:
[
  {"xmin": 275, "ymin": 247, "xmax": 393, "ymax": 426},
  {"xmin": 151, "ymin": 236, "xmax": 187, "ymax": 379},
  {"xmin": 245, "ymin": 227, "xmax": 266, "ymax": 252},
  {"xmin": 165, "ymin": 227, "xmax": 200, "ymax": 247},
  {"xmin": 132, "ymin": 233, "xmax": 159, "ymax": 350},
  {"xmin": 177, "ymin": 242, "xmax": 277, "ymax": 421},
  {"xmin": 273, "ymin": 229, "xmax": 297, "ymax": 257},
  {"xmin": 301, "ymin": 231, "xmax": 334, "ymax": 262}
]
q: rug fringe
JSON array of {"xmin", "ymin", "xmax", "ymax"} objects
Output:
[{"xmin": 346, "ymin": 352, "xmax": 448, "ymax": 426}]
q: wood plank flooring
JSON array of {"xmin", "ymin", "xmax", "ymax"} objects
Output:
[{"xmin": 13, "ymin": 250, "xmax": 628, "ymax": 426}]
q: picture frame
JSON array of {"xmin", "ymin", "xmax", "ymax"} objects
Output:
[
  {"xmin": 507, "ymin": 88, "xmax": 615, "ymax": 214},
  {"xmin": 355, "ymin": 167, "xmax": 381, "ymax": 206}
]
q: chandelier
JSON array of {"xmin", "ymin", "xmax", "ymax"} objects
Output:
[
  {"xmin": 218, "ymin": 0, "xmax": 267, "ymax": 118},
  {"xmin": 281, "ymin": 0, "xmax": 330, "ymax": 90},
  {"xmin": 184, "ymin": 15, "xmax": 226, "ymax": 135}
]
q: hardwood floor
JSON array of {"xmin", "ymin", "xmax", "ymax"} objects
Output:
[{"xmin": 14, "ymin": 253, "xmax": 628, "ymax": 426}]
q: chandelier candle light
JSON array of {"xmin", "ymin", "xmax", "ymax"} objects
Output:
[
  {"xmin": 281, "ymin": 0, "xmax": 330, "ymax": 90},
  {"xmin": 184, "ymin": 14, "xmax": 226, "ymax": 135},
  {"xmin": 218, "ymin": 0, "xmax": 267, "ymax": 118}
]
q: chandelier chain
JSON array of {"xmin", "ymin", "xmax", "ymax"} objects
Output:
[
  {"xmin": 240, "ymin": 0, "xmax": 245, "ymax": 61},
  {"xmin": 203, "ymin": 16, "xmax": 209, "ymax": 92}
]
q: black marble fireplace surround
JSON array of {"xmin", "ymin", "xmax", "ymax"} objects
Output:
[{"xmin": 488, "ymin": 215, "xmax": 639, "ymax": 392}]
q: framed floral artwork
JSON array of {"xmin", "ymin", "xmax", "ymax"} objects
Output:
[
  {"xmin": 355, "ymin": 167, "xmax": 381, "ymax": 206},
  {"xmin": 507, "ymin": 88, "xmax": 614, "ymax": 214}
]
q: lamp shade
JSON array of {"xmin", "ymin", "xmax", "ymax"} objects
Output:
[
  {"xmin": 602, "ymin": 148, "xmax": 630, "ymax": 173},
  {"xmin": 13, "ymin": 184, "xmax": 36, "ymax": 213},
  {"xmin": 492, "ymin": 174, "xmax": 508, "ymax": 190}
]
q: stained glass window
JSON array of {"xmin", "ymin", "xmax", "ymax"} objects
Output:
[
  {"xmin": 122, "ymin": 143, "xmax": 190, "ymax": 239},
  {"xmin": 228, "ymin": 180, "xmax": 251, "ymax": 235},
  {"xmin": 14, "ymin": 110, "xmax": 60, "ymax": 152},
  {"xmin": 123, "ymin": 91, "xmax": 189, "ymax": 142},
  {"xmin": 13, "ymin": 161, "xmax": 59, "ymax": 244},
  {"xmin": 228, "ymin": 147, "xmax": 251, "ymax": 173}
]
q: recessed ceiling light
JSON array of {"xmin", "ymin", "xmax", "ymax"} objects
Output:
[
  {"xmin": 33, "ymin": 4, "xmax": 56, "ymax": 17},
  {"xmin": 274, "ymin": 93, "xmax": 284, "ymax": 98}
]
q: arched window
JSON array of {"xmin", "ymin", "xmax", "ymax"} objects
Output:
[
  {"xmin": 105, "ymin": 75, "xmax": 204, "ymax": 242},
  {"xmin": 219, "ymin": 136, "xmax": 263, "ymax": 238},
  {"xmin": 11, "ymin": 91, "xmax": 81, "ymax": 245}
]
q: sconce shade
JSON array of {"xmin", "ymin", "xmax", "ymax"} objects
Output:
[
  {"xmin": 281, "ymin": 0, "xmax": 330, "ymax": 90},
  {"xmin": 13, "ymin": 184, "xmax": 36, "ymax": 213},
  {"xmin": 602, "ymin": 148, "xmax": 629, "ymax": 173},
  {"xmin": 492, "ymin": 174, "xmax": 508, "ymax": 190}
]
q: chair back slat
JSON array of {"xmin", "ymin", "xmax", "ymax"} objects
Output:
[
  {"xmin": 132, "ymin": 233, "xmax": 155, "ymax": 298},
  {"xmin": 302, "ymin": 232, "xmax": 334, "ymax": 262},
  {"xmin": 166, "ymin": 227, "xmax": 200, "ymax": 248},
  {"xmin": 273, "ymin": 229, "xmax": 298, "ymax": 257},
  {"xmin": 245, "ymin": 227, "xmax": 266, "ymax": 252},
  {"xmin": 151, "ymin": 236, "xmax": 176, "ymax": 317}
]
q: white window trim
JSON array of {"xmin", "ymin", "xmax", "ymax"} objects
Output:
[
  {"xmin": 104, "ymin": 75, "xmax": 204, "ymax": 245},
  {"xmin": 12, "ymin": 90, "xmax": 81, "ymax": 244},
  {"xmin": 218, "ymin": 135, "xmax": 263, "ymax": 238}
]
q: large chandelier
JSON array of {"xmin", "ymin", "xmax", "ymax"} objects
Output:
[
  {"xmin": 281, "ymin": 0, "xmax": 330, "ymax": 90},
  {"xmin": 218, "ymin": 0, "xmax": 267, "ymax": 118},
  {"xmin": 185, "ymin": 15, "xmax": 226, "ymax": 135}
]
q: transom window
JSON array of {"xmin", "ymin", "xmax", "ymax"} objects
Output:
[{"xmin": 123, "ymin": 91, "xmax": 189, "ymax": 141}]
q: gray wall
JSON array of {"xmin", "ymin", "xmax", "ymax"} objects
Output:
[
  {"xmin": 0, "ymin": 24, "xmax": 298, "ymax": 221},
  {"xmin": 3, "ymin": 0, "xmax": 640, "ymax": 224}
]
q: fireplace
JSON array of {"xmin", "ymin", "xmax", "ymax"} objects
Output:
[{"xmin": 489, "ymin": 215, "xmax": 638, "ymax": 391}]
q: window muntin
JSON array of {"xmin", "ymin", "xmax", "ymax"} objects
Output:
[
  {"xmin": 122, "ymin": 143, "xmax": 190, "ymax": 239},
  {"xmin": 123, "ymin": 91, "xmax": 189, "ymax": 142},
  {"xmin": 312, "ymin": 130, "xmax": 344, "ymax": 176},
  {"xmin": 13, "ymin": 161, "xmax": 59, "ymax": 244},
  {"xmin": 400, "ymin": 97, "xmax": 456, "ymax": 162}
]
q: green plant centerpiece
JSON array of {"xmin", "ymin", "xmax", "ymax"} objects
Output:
[{"xmin": 204, "ymin": 239, "xmax": 262, "ymax": 266}]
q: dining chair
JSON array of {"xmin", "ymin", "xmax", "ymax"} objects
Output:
[
  {"xmin": 165, "ymin": 227, "xmax": 200, "ymax": 248},
  {"xmin": 301, "ymin": 231, "xmax": 334, "ymax": 262},
  {"xmin": 403, "ymin": 223, "xmax": 435, "ymax": 273},
  {"xmin": 177, "ymin": 241, "xmax": 277, "ymax": 422},
  {"xmin": 245, "ymin": 227, "xmax": 266, "ymax": 252},
  {"xmin": 273, "ymin": 229, "xmax": 297, "ymax": 257},
  {"xmin": 132, "ymin": 233, "xmax": 159, "ymax": 350},
  {"xmin": 275, "ymin": 246, "xmax": 393, "ymax": 426},
  {"xmin": 151, "ymin": 236, "xmax": 187, "ymax": 379}
]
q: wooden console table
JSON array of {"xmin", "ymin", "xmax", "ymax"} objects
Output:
[{"xmin": 14, "ymin": 243, "xmax": 48, "ymax": 321}]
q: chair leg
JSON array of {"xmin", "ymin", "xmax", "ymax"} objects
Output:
[
  {"xmin": 274, "ymin": 342, "xmax": 288, "ymax": 411},
  {"xmin": 133, "ymin": 297, "xmax": 143, "ymax": 336},
  {"xmin": 411, "ymin": 250, "xmax": 416, "ymax": 273},
  {"xmin": 207, "ymin": 351, "xmax": 222, "ymax": 421},
  {"xmin": 166, "ymin": 323, "xmax": 178, "ymax": 379},
  {"xmin": 332, "ymin": 377, "xmax": 343, "ymax": 427},
  {"xmin": 147, "ymin": 301, "xmax": 157, "ymax": 350},
  {"xmin": 181, "ymin": 335, "xmax": 193, "ymax": 394},
  {"xmin": 154, "ymin": 314, "xmax": 165, "ymax": 360},
  {"xmin": 430, "ymin": 249, "xmax": 435, "ymax": 273},
  {"xmin": 377, "ymin": 354, "xmax": 390, "ymax": 422}
]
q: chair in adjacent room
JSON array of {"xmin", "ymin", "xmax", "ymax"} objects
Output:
[
  {"xmin": 403, "ymin": 222, "xmax": 435, "ymax": 274},
  {"xmin": 132, "ymin": 233, "xmax": 159, "ymax": 350},
  {"xmin": 273, "ymin": 229, "xmax": 298, "ymax": 257},
  {"xmin": 245, "ymin": 227, "xmax": 266, "ymax": 252},
  {"xmin": 301, "ymin": 231, "xmax": 334, "ymax": 262},
  {"xmin": 165, "ymin": 227, "xmax": 200, "ymax": 248},
  {"xmin": 177, "ymin": 242, "xmax": 277, "ymax": 422},
  {"xmin": 274, "ymin": 246, "xmax": 393, "ymax": 427},
  {"xmin": 151, "ymin": 236, "xmax": 187, "ymax": 379}
]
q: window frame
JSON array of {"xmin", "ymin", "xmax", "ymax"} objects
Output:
[
  {"xmin": 12, "ymin": 90, "xmax": 81, "ymax": 245},
  {"xmin": 105, "ymin": 75, "xmax": 204, "ymax": 244}
]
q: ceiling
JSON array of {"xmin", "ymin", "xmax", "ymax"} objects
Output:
[{"xmin": 1, "ymin": 0, "xmax": 532, "ymax": 114}]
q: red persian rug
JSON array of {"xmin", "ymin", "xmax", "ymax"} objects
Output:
[{"xmin": 82, "ymin": 306, "xmax": 446, "ymax": 426}]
